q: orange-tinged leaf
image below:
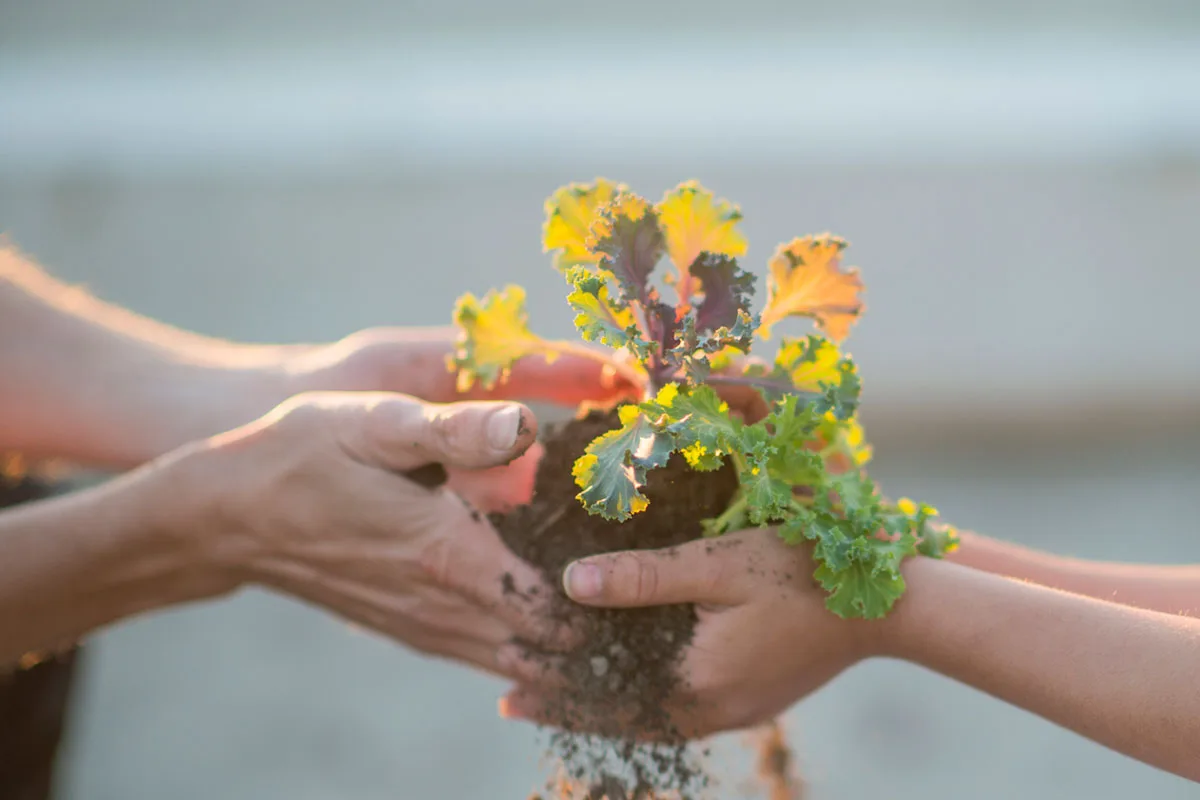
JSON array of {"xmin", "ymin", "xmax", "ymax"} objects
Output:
[
  {"xmin": 656, "ymin": 181, "xmax": 747, "ymax": 303},
  {"xmin": 449, "ymin": 285, "xmax": 556, "ymax": 392},
  {"xmin": 758, "ymin": 235, "xmax": 864, "ymax": 342},
  {"xmin": 543, "ymin": 178, "xmax": 627, "ymax": 269}
]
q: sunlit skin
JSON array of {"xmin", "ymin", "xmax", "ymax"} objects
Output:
[
  {"xmin": 499, "ymin": 526, "xmax": 1200, "ymax": 783},
  {"xmin": 0, "ymin": 243, "xmax": 635, "ymax": 672}
]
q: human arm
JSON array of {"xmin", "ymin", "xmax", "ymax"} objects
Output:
[
  {"xmin": 1, "ymin": 392, "xmax": 564, "ymax": 681},
  {"xmin": 499, "ymin": 531, "xmax": 1200, "ymax": 783},
  {"xmin": 946, "ymin": 529, "xmax": 1200, "ymax": 615},
  {"xmin": 0, "ymin": 243, "xmax": 637, "ymax": 469}
]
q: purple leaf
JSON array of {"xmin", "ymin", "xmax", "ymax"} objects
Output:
[
  {"xmin": 588, "ymin": 194, "xmax": 665, "ymax": 305},
  {"xmin": 645, "ymin": 301, "xmax": 682, "ymax": 358},
  {"xmin": 691, "ymin": 252, "xmax": 755, "ymax": 332}
]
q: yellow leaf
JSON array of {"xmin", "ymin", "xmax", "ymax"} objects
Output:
[
  {"xmin": 543, "ymin": 178, "xmax": 627, "ymax": 269},
  {"xmin": 656, "ymin": 181, "xmax": 748, "ymax": 301},
  {"xmin": 450, "ymin": 285, "xmax": 555, "ymax": 392},
  {"xmin": 758, "ymin": 235, "xmax": 864, "ymax": 342},
  {"xmin": 775, "ymin": 336, "xmax": 842, "ymax": 393}
]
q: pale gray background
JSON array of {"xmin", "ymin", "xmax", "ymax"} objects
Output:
[{"xmin": 2, "ymin": 1, "xmax": 1199, "ymax": 798}]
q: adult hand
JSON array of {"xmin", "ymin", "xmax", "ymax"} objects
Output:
[
  {"xmin": 498, "ymin": 528, "xmax": 882, "ymax": 737},
  {"xmin": 168, "ymin": 391, "xmax": 563, "ymax": 680},
  {"xmin": 283, "ymin": 325, "xmax": 641, "ymax": 407}
]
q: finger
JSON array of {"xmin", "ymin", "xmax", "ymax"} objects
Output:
[
  {"xmin": 446, "ymin": 441, "xmax": 543, "ymax": 513},
  {"xmin": 498, "ymin": 685, "xmax": 555, "ymax": 726},
  {"xmin": 494, "ymin": 351, "xmax": 643, "ymax": 407},
  {"xmin": 415, "ymin": 491, "xmax": 565, "ymax": 647},
  {"xmin": 561, "ymin": 538, "xmax": 752, "ymax": 609},
  {"xmin": 384, "ymin": 331, "xmax": 642, "ymax": 406},
  {"xmin": 345, "ymin": 394, "xmax": 538, "ymax": 472}
]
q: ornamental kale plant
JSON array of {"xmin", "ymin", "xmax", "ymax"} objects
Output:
[{"xmin": 450, "ymin": 179, "xmax": 957, "ymax": 619}]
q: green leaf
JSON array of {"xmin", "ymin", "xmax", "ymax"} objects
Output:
[
  {"xmin": 812, "ymin": 529, "xmax": 909, "ymax": 619},
  {"xmin": 738, "ymin": 425, "xmax": 793, "ymax": 524},
  {"xmin": 564, "ymin": 265, "xmax": 653, "ymax": 358},
  {"xmin": 572, "ymin": 405, "xmax": 675, "ymax": 521},
  {"xmin": 760, "ymin": 395, "xmax": 824, "ymax": 486},
  {"xmin": 665, "ymin": 384, "xmax": 742, "ymax": 471},
  {"xmin": 667, "ymin": 308, "xmax": 757, "ymax": 384},
  {"xmin": 777, "ymin": 507, "xmax": 820, "ymax": 545},
  {"xmin": 813, "ymin": 359, "xmax": 862, "ymax": 421},
  {"xmin": 891, "ymin": 497, "xmax": 961, "ymax": 558}
]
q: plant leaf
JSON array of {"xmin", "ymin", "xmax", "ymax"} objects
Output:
[
  {"xmin": 815, "ymin": 415, "xmax": 874, "ymax": 472},
  {"xmin": 738, "ymin": 425, "xmax": 794, "ymax": 524},
  {"xmin": 774, "ymin": 335, "xmax": 842, "ymax": 393},
  {"xmin": 573, "ymin": 405, "xmax": 675, "ymax": 521},
  {"xmin": 649, "ymin": 384, "xmax": 741, "ymax": 471},
  {"xmin": 657, "ymin": 181, "xmax": 748, "ymax": 304},
  {"xmin": 813, "ymin": 360, "xmax": 861, "ymax": 421},
  {"xmin": 668, "ymin": 309, "xmax": 757, "ymax": 384},
  {"xmin": 543, "ymin": 178, "xmax": 626, "ymax": 270},
  {"xmin": 449, "ymin": 285, "xmax": 553, "ymax": 392},
  {"xmin": 645, "ymin": 300, "xmax": 683, "ymax": 362},
  {"xmin": 690, "ymin": 253, "xmax": 756, "ymax": 332},
  {"xmin": 891, "ymin": 497, "xmax": 960, "ymax": 558},
  {"xmin": 565, "ymin": 265, "xmax": 653, "ymax": 358},
  {"xmin": 812, "ymin": 530, "xmax": 912, "ymax": 619},
  {"xmin": 760, "ymin": 394, "xmax": 825, "ymax": 486},
  {"xmin": 587, "ymin": 193, "xmax": 665, "ymax": 304},
  {"xmin": 758, "ymin": 234, "xmax": 864, "ymax": 342}
]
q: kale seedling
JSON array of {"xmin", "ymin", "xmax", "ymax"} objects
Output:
[{"xmin": 450, "ymin": 179, "xmax": 957, "ymax": 618}]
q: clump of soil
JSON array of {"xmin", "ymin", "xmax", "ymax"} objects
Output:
[{"xmin": 493, "ymin": 409, "xmax": 740, "ymax": 799}]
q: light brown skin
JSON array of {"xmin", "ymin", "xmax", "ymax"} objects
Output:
[
  {"xmin": 499, "ymin": 529, "xmax": 1200, "ymax": 783},
  {"xmin": 0, "ymin": 243, "xmax": 636, "ymax": 673}
]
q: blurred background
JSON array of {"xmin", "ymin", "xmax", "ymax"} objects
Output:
[{"xmin": 2, "ymin": 1, "xmax": 1200, "ymax": 798}]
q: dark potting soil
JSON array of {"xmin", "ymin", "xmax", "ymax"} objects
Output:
[{"xmin": 492, "ymin": 409, "xmax": 740, "ymax": 799}]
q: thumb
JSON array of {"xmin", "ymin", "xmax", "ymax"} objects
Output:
[
  {"xmin": 562, "ymin": 539, "xmax": 749, "ymax": 608},
  {"xmin": 345, "ymin": 394, "xmax": 538, "ymax": 472}
]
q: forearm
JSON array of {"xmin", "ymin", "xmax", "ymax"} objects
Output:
[
  {"xmin": 947, "ymin": 530, "xmax": 1200, "ymax": 615},
  {"xmin": 883, "ymin": 558, "xmax": 1200, "ymax": 781},
  {"xmin": 0, "ymin": 244, "xmax": 297, "ymax": 468},
  {"xmin": 0, "ymin": 458, "xmax": 233, "ymax": 664}
]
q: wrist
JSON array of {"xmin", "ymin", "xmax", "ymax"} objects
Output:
[
  {"xmin": 131, "ymin": 443, "xmax": 256, "ymax": 600},
  {"xmin": 871, "ymin": 555, "xmax": 956, "ymax": 663},
  {"xmin": 119, "ymin": 350, "xmax": 299, "ymax": 467}
]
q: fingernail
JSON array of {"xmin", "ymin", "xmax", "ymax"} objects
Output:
[
  {"xmin": 564, "ymin": 562, "xmax": 602, "ymax": 599},
  {"xmin": 487, "ymin": 405, "xmax": 522, "ymax": 452},
  {"xmin": 498, "ymin": 696, "xmax": 522, "ymax": 720}
]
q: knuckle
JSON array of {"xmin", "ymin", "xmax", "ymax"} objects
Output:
[
  {"xmin": 429, "ymin": 407, "xmax": 478, "ymax": 461},
  {"xmin": 417, "ymin": 535, "xmax": 457, "ymax": 588},
  {"xmin": 700, "ymin": 552, "xmax": 732, "ymax": 598},
  {"xmin": 613, "ymin": 554, "xmax": 659, "ymax": 604},
  {"xmin": 272, "ymin": 393, "xmax": 329, "ymax": 432}
]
